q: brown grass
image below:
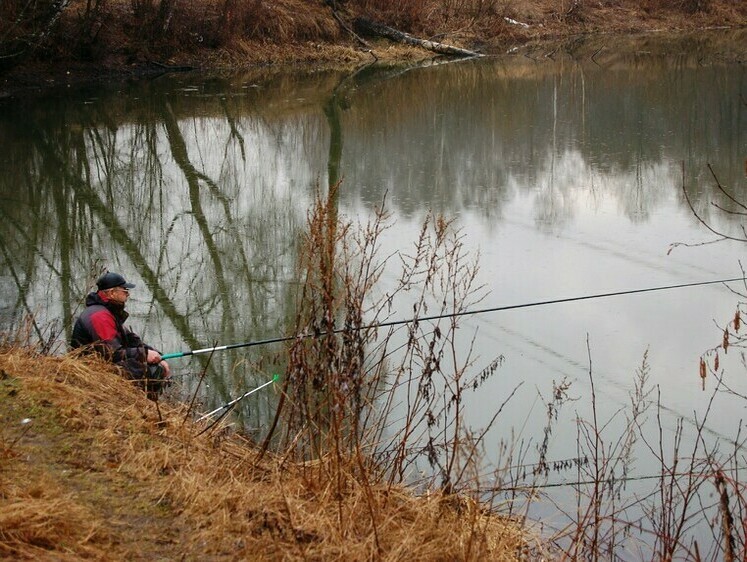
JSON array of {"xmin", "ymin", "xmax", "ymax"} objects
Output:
[
  {"xmin": 1, "ymin": 0, "xmax": 745, "ymax": 83},
  {"xmin": 0, "ymin": 346, "xmax": 532, "ymax": 560}
]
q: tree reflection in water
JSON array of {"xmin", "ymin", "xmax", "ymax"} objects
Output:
[
  {"xmin": 0, "ymin": 35, "xmax": 745, "ymax": 442},
  {"xmin": 0, "ymin": 70, "xmax": 338, "ymax": 429}
]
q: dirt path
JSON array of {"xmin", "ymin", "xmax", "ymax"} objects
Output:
[
  {"xmin": 1, "ymin": 367, "xmax": 185, "ymax": 560},
  {"xmin": 1, "ymin": 349, "xmax": 530, "ymax": 560}
]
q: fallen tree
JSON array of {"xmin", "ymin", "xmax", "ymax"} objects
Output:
[{"xmin": 353, "ymin": 17, "xmax": 482, "ymax": 58}]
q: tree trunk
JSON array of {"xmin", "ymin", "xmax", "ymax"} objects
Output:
[
  {"xmin": 353, "ymin": 17, "xmax": 481, "ymax": 58},
  {"xmin": 0, "ymin": 0, "xmax": 71, "ymax": 70}
]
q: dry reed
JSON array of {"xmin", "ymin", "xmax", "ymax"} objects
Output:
[
  {"xmin": 2, "ymin": 0, "xmax": 745, "ymax": 79},
  {"xmin": 0, "ymin": 344, "xmax": 530, "ymax": 560}
]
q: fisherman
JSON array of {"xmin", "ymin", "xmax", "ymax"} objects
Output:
[{"xmin": 70, "ymin": 271, "xmax": 170, "ymax": 398}]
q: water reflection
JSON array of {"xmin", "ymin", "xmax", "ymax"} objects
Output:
[
  {"xmin": 0, "ymin": 33, "xmax": 745, "ymax": 468},
  {"xmin": 0, "ymin": 70, "xmax": 338, "ymax": 423},
  {"xmin": 339, "ymin": 47, "xmax": 745, "ymax": 229}
]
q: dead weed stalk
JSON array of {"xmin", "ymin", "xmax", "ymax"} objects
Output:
[{"xmin": 0, "ymin": 186, "xmax": 532, "ymax": 559}]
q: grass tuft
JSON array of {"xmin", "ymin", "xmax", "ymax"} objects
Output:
[{"xmin": 0, "ymin": 345, "xmax": 532, "ymax": 559}]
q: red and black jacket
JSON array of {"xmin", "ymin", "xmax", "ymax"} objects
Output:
[{"xmin": 70, "ymin": 292, "xmax": 152, "ymax": 378}]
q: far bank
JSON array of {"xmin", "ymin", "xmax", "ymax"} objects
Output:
[{"xmin": 0, "ymin": 0, "xmax": 745, "ymax": 90}]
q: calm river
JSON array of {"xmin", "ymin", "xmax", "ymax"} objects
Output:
[{"xmin": 1, "ymin": 30, "xmax": 746, "ymax": 554}]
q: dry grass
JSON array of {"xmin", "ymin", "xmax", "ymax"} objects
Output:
[
  {"xmin": 0, "ymin": 346, "xmax": 532, "ymax": 560},
  {"xmin": 1, "ymin": 0, "xmax": 745, "ymax": 83},
  {"xmin": 0, "ymin": 490, "xmax": 105, "ymax": 559}
]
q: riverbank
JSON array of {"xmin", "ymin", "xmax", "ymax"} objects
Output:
[
  {"xmin": 0, "ymin": 345, "xmax": 533, "ymax": 559},
  {"xmin": 1, "ymin": 0, "xmax": 745, "ymax": 91}
]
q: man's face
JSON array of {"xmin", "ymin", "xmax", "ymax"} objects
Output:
[{"xmin": 106, "ymin": 286, "xmax": 130, "ymax": 306}]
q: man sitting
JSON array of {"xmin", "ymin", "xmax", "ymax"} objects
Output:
[{"xmin": 71, "ymin": 271, "xmax": 170, "ymax": 398}]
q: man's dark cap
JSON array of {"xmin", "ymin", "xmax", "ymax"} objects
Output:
[{"xmin": 96, "ymin": 272, "xmax": 136, "ymax": 291}]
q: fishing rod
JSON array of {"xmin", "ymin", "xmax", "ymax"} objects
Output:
[
  {"xmin": 195, "ymin": 374, "xmax": 280, "ymax": 423},
  {"xmin": 161, "ymin": 276, "xmax": 744, "ymax": 361}
]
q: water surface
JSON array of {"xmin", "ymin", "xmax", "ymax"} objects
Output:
[{"xmin": 1, "ymin": 30, "xmax": 746, "ymax": 551}]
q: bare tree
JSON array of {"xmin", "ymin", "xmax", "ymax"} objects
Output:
[{"xmin": 0, "ymin": 0, "xmax": 71, "ymax": 68}]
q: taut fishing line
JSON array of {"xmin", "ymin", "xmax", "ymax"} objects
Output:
[{"xmin": 162, "ymin": 276, "xmax": 745, "ymax": 360}]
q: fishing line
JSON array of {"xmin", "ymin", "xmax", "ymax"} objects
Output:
[
  {"xmin": 162, "ymin": 276, "xmax": 744, "ymax": 360},
  {"xmin": 482, "ymin": 466, "xmax": 747, "ymax": 493}
]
